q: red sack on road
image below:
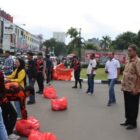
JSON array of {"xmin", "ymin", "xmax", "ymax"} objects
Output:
[
  {"xmin": 16, "ymin": 116, "xmax": 40, "ymax": 137},
  {"xmin": 28, "ymin": 130, "xmax": 57, "ymax": 140},
  {"xmin": 43, "ymin": 86, "xmax": 57, "ymax": 99},
  {"xmin": 51, "ymin": 97, "xmax": 68, "ymax": 111}
]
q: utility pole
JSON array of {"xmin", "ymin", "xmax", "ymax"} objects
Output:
[{"xmin": 78, "ymin": 28, "xmax": 82, "ymax": 60}]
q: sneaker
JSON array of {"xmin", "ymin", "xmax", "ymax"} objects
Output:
[
  {"xmin": 72, "ymin": 86, "xmax": 77, "ymax": 88},
  {"xmin": 126, "ymin": 125, "xmax": 137, "ymax": 130},
  {"xmin": 36, "ymin": 91, "xmax": 42, "ymax": 94},
  {"xmin": 27, "ymin": 101, "xmax": 36, "ymax": 105},
  {"xmin": 8, "ymin": 133, "xmax": 20, "ymax": 140},
  {"xmin": 36, "ymin": 90, "xmax": 40, "ymax": 93},
  {"xmin": 87, "ymin": 92, "xmax": 92, "ymax": 95},
  {"xmin": 17, "ymin": 117, "xmax": 21, "ymax": 120},
  {"xmin": 86, "ymin": 91, "xmax": 90, "ymax": 93}
]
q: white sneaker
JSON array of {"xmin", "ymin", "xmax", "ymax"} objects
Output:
[
  {"xmin": 17, "ymin": 117, "xmax": 21, "ymax": 120},
  {"xmin": 8, "ymin": 133, "xmax": 20, "ymax": 140}
]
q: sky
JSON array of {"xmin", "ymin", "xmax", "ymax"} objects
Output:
[{"xmin": 0, "ymin": 0, "xmax": 140, "ymax": 41}]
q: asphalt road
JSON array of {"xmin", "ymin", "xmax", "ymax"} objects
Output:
[{"xmin": 21, "ymin": 81, "xmax": 140, "ymax": 140}]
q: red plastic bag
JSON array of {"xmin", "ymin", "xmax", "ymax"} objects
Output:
[
  {"xmin": 28, "ymin": 130, "xmax": 57, "ymax": 140},
  {"xmin": 51, "ymin": 97, "xmax": 68, "ymax": 111},
  {"xmin": 43, "ymin": 86, "xmax": 57, "ymax": 99},
  {"xmin": 16, "ymin": 116, "xmax": 40, "ymax": 137}
]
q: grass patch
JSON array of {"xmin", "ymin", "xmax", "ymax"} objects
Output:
[{"xmin": 81, "ymin": 68, "xmax": 122, "ymax": 80}]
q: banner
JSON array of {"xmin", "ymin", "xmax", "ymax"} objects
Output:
[{"xmin": 4, "ymin": 22, "xmax": 14, "ymax": 35}]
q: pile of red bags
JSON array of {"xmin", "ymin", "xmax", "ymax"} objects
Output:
[
  {"xmin": 51, "ymin": 97, "xmax": 68, "ymax": 111},
  {"xmin": 43, "ymin": 86, "xmax": 57, "ymax": 99},
  {"xmin": 28, "ymin": 130, "xmax": 57, "ymax": 140},
  {"xmin": 53, "ymin": 63, "xmax": 73, "ymax": 81},
  {"xmin": 16, "ymin": 116, "xmax": 40, "ymax": 137}
]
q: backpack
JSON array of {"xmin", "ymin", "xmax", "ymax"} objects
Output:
[{"xmin": 5, "ymin": 82, "xmax": 20, "ymax": 94}]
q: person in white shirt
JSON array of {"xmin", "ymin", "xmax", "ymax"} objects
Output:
[
  {"xmin": 105, "ymin": 52, "xmax": 120, "ymax": 106},
  {"xmin": 86, "ymin": 53, "xmax": 97, "ymax": 95}
]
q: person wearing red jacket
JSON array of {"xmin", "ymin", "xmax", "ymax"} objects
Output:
[
  {"xmin": 36, "ymin": 53, "xmax": 46, "ymax": 94},
  {"xmin": 72, "ymin": 56, "xmax": 82, "ymax": 89}
]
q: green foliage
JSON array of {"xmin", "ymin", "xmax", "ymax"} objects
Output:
[
  {"xmin": 54, "ymin": 42, "xmax": 67, "ymax": 56},
  {"xmin": 67, "ymin": 27, "xmax": 84, "ymax": 59},
  {"xmin": 113, "ymin": 32, "xmax": 137, "ymax": 50},
  {"xmin": 85, "ymin": 44, "xmax": 98, "ymax": 50},
  {"xmin": 43, "ymin": 38, "xmax": 56, "ymax": 49},
  {"xmin": 43, "ymin": 38, "xmax": 67, "ymax": 56},
  {"xmin": 67, "ymin": 27, "xmax": 79, "ymax": 38},
  {"xmin": 100, "ymin": 36, "xmax": 112, "ymax": 50},
  {"xmin": 81, "ymin": 64, "xmax": 88, "ymax": 68}
]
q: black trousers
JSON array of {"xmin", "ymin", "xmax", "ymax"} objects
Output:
[
  {"xmin": 124, "ymin": 91, "xmax": 140, "ymax": 126},
  {"xmin": 46, "ymin": 70, "xmax": 51, "ymax": 84},
  {"xmin": 74, "ymin": 71, "xmax": 81, "ymax": 87},
  {"xmin": 1, "ymin": 102, "xmax": 17, "ymax": 135},
  {"xmin": 37, "ymin": 72, "xmax": 44, "ymax": 91}
]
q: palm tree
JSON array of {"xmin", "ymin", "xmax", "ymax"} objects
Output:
[
  {"xmin": 100, "ymin": 36, "xmax": 112, "ymax": 50},
  {"xmin": 67, "ymin": 27, "xmax": 85, "ymax": 59}
]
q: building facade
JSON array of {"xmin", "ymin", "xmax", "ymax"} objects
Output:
[
  {"xmin": 0, "ymin": 9, "xmax": 42, "ymax": 52},
  {"xmin": 0, "ymin": 9, "xmax": 14, "ymax": 51}
]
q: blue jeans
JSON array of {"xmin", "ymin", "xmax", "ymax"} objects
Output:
[
  {"xmin": 29, "ymin": 79, "xmax": 35, "ymax": 102},
  {"xmin": 108, "ymin": 79, "xmax": 117, "ymax": 103},
  {"xmin": 87, "ymin": 74, "xmax": 95, "ymax": 93},
  {"xmin": 0, "ymin": 107, "xmax": 8, "ymax": 140},
  {"xmin": 14, "ymin": 101, "xmax": 21, "ymax": 118}
]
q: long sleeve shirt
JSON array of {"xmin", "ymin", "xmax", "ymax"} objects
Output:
[{"xmin": 6, "ymin": 69, "xmax": 26, "ymax": 88}]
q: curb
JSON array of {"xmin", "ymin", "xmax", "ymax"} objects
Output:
[{"xmin": 71, "ymin": 79, "xmax": 121, "ymax": 84}]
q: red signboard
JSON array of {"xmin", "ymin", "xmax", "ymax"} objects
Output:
[{"xmin": 85, "ymin": 52, "xmax": 126, "ymax": 64}]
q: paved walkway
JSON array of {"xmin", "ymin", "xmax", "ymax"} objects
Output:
[{"xmin": 21, "ymin": 81, "xmax": 140, "ymax": 140}]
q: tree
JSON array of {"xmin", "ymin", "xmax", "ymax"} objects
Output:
[
  {"xmin": 54, "ymin": 42, "xmax": 67, "ymax": 57},
  {"xmin": 67, "ymin": 27, "xmax": 79, "ymax": 38},
  {"xmin": 43, "ymin": 38, "xmax": 66, "ymax": 57},
  {"xmin": 67, "ymin": 27, "xmax": 85, "ymax": 59},
  {"xmin": 85, "ymin": 44, "xmax": 98, "ymax": 50},
  {"xmin": 100, "ymin": 36, "xmax": 112, "ymax": 50},
  {"xmin": 113, "ymin": 32, "xmax": 137, "ymax": 50},
  {"xmin": 43, "ymin": 38, "xmax": 56, "ymax": 54}
]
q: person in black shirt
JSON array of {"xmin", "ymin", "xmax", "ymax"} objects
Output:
[
  {"xmin": 26, "ymin": 52, "xmax": 37, "ymax": 105},
  {"xmin": 45, "ymin": 55, "xmax": 53, "ymax": 84}
]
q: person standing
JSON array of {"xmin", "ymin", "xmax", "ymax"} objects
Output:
[
  {"xmin": 121, "ymin": 44, "xmax": 140, "ymax": 130},
  {"xmin": 4, "ymin": 51, "xmax": 14, "ymax": 75},
  {"xmin": 105, "ymin": 52, "xmax": 120, "ymax": 106},
  {"xmin": 86, "ymin": 53, "xmax": 97, "ymax": 95},
  {"xmin": 72, "ymin": 56, "xmax": 82, "ymax": 89},
  {"xmin": 45, "ymin": 55, "xmax": 53, "ymax": 85},
  {"xmin": 26, "ymin": 52, "xmax": 37, "ymax": 105},
  {"xmin": 36, "ymin": 53, "xmax": 46, "ymax": 94}
]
